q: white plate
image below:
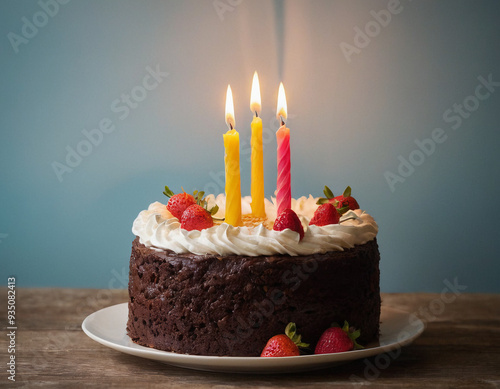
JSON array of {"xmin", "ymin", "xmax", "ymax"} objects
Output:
[{"xmin": 82, "ymin": 303, "xmax": 425, "ymax": 374}]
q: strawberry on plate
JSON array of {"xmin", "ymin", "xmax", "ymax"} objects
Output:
[
  {"xmin": 261, "ymin": 323, "xmax": 309, "ymax": 357},
  {"xmin": 273, "ymin": 209, "xmax": 305, "ymax": 240},
  {"xmin": 310, "ymin": 203, "xmax": 340, "ymax": 226},
  {"xmin": 314, "ymin": 321, "xmax": 363, "ymax": 354}
]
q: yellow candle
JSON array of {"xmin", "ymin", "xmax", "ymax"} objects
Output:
[
  {"xmin": 224, "ymin": 85, "xmax": 242, "ymax": 226},
  {"xmin": 250, "ymin": 71, "xmax": 266, "ymax": 217}
]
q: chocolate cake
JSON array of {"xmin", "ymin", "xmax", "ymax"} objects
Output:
[{"xmin": 127, "ymin": 236, "xmax": 380, "ymax": 356}]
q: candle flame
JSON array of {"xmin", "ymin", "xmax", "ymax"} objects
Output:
[
  {"xmin": 250, "ymin": 71, "xmax": 261, "ymax": 115},
  {"xmin": 225, "ymin": 84, "xmax": 235, "ymax": 129},
  {"xmin": 276, "ymin": 82, "xmax": 287, "ymax": 120}
]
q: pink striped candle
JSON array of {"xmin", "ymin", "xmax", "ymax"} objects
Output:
[{"xmin": 276, "ymin": 82, "xmax": 291, "ymax": 215}]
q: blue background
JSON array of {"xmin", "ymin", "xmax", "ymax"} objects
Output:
[{"xmin": 1, "ymin": 0, "xmax": 499, "ymax": 292}]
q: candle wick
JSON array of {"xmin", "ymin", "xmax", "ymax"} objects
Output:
[
  {"xmin": 255, "ymin": 111, "xmax": 259, "ymax": 118},
  {"xmin": 229, "ymin": 123, "xmax": 234, "ymax": 130},
  {"xmin": 280, "ymin": 116, "xmax": 285, "ymax": 126}
]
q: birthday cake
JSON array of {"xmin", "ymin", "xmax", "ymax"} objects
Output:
[{"xmin": 127, "ymin": 190, "xmax": 381, "ymax": 356}]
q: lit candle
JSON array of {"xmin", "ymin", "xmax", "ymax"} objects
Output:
[
  {"xmin": 250, "ymin": 71, "xmax": 266, "ymax": 218},
  {"xmin": 276, "ymin": 82, "xmax": 291, "ymax": 215},
  {"xmin": 223, "ymin": 85, "xmax": 242, "ymax": 226}
]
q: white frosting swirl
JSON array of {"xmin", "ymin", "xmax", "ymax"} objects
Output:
[{"xmin": 132, "ymin": 195, "xmax": 378, "ymax": 256}]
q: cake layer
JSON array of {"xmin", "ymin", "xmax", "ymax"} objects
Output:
[{"xmin": 127, "ymin": 237, "xmax": 380, "ymax": 356}]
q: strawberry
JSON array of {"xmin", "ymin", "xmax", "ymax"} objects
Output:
[
  {"xmin": 317, "ymin": 185, "xmax": 359, "ymax": 215},
  {"xmin": 261, "ymin": 323, "xmax": 309, "ymax": 357},
  {"xmin": 314, "ymin": 321, "xmax": 363, "ymax": 355},
  {"xmin": 310, "ymin": 203, "xmax": 340, "ymax": 226},
  {"xmin": 180, "ymin": 204, "xmax": 214, "ymax": 231},
  {"xmin": 261, "ymin": 335, "xmax": 299, "ymax": 357},
  {"xmin": 163, "ymin": 186, "xmax": 196, "ymax": 219},
  {"xmin": 332, "ymin": 186, "xmax": 359, "ymax": 212},
  {"xmin": 164, "ymin": 185, "xmax": 221, "ymax": 230},
  {"xmin": 273, "ymin": 209, "xmax": 304, "ymax": 240}
]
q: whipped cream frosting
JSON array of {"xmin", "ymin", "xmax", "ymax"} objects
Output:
[{"xmin": 132, "ymin": 195, "xmax": 378, "ymax": 257}]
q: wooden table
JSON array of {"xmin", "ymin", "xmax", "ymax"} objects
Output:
[{"xmin": 1, "ymin": 288, "xmax": 499, "ymax": 388}]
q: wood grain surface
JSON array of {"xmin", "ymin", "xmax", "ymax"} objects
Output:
[{"xmin": 1, "ymin": 288, "xmax": 499, "ymax": 388}]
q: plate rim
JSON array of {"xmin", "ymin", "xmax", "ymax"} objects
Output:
[{"xmin": 82, "ymin": 303, "xmax": 425, "ymax": 373}]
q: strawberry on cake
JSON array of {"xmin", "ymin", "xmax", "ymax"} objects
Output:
[{"xmin": 127, "ymin": 185, "xmax": 380, "ymax": 356}]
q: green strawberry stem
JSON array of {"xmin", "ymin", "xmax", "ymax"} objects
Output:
[
  {"xmin": 210, "ymin": 204, "xmax": 225, "ymax": 221},
  {"xmin": 339, "ymin": 321, "xmax": 364, "ymax": 350},
  {"xmin": 285, "ymin": 322, "xmax": 310, "ymax": 349},
  {"xmin": 324, "ymin": 185, "xmax": 334, "ymax": 199},
  {"xmin": 209, "ymin": 204, "xmax": 219, "ymax": 215},
  {"xmin": 317, "ymin": 185, "xmax": 335, "ymax": 205},
  {"xmin": 193, "ymin": 190, "xmax": 206, "ymax": 207},
  {"xmin": 336, "ymin": 204, "xmax": 350, "ymax": 215},
  {"xmin": 163, "ymin": 185, "xmax": 175, "ymax": 198}
]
